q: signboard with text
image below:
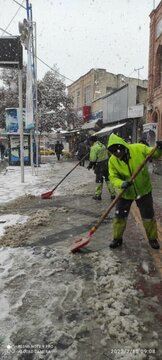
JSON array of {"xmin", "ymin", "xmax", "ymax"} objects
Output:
[
  {"xmin": 5, "ymin": 108, "xmax": 26, "ymax": 133},
  {"xmin": 128, "ymin": 104, "xmax": 144, "ymax": 118},
  {"xmin": 8, "ymin": 134, "xmax": 30, "ymax": 165}
]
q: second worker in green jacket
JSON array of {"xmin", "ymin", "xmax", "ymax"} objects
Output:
[{"xmin": 87, "ymin": 135, "xmax": 116, "ymax": 200}]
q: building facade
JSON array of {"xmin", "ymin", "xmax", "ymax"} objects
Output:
[
  {"xmin": 97, "ymin": 84, "xmax": 147, "ymax": 142},
  {"xmin": 67, "ymin": 68, "xmax": 147, "ymax": 123},
  {"xmin": 147, "ymin": 0, "xmax": 162, "ymax": 140}
]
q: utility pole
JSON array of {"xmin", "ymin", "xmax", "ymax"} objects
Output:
[
  {"xmin": 134, "ymin": 66, "xmax": 144, "ymax": 86},
  {"xmin": 26, "ymin": 1, "xmax": 38, "ymax": 174},
  {"xmin": 19, "ymin": 0, "xmax": 38, "ymax": 174},
  {"xmin": 18, "ymin": 67, "xmax": 24, "ymax": 183}
]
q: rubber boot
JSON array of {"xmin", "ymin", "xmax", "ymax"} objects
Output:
[
  {"xmin": 106, "ymin": 181, "xmax": 116, "ymax": 200},
  {"xmin": 93, "ymin": 183, "xmax": 103, "ymax": 200},
  {"xmin": 109, "ymin": 218, "xmax": 127, "ymax": 248},
  {"xmin": 142, "ymin": 218, "xmax": 160, "ymax": 249}
]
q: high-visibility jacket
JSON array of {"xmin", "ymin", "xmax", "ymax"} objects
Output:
[
  {"xmin": 89, "ymin": 141, "xmax": 108, "ymax": 163},
  {"xmin": 107, "ymin": 133, "xmax": 162, "ymax": 200}
]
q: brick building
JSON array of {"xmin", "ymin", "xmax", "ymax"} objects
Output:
[{"xmin": 147, "ymin": 0, "xmax": 162, "ymax": 140}]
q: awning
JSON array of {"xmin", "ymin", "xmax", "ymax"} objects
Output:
[
  {"xmin": 81, "ymin": 119, "xmax": 99, "ymax": 130},
  {"xmin": 94, "ymin": 123, "xmax": 126, "ymax": 137}
]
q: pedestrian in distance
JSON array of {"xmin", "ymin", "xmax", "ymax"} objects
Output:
[
  {"xmin": 0, "ymin": 139, "xmax": 5, "ymax": 161},
  {"xmin": 76, "ymin": 139, "xmax": 88, "ymax": 166},
  {"xmin": 87, "ymin": 135, "xmax": 116, "ymax": 200},
  {"xmin": 107, "ymin": 133, "xmax": 162, "ymax": 250},
  {"xmin": 55, "ymin": 141, "xmax": 64, "ymax": 161}
]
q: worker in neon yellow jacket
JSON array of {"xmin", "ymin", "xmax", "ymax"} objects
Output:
[
  {"xmin": 87, "ymin": 135, "xmax": 116, "ymax": 200},
  {"xmin": 107, "ymin": 133, "xmax": 162, "ymax": 250}
]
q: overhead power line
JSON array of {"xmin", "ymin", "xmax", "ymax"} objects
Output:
[
  {"xmin": 1, "ymin": 1, "xmax": 73, "ymax": 83},
  {"xmin": 36, "ymin": 56, "xmax": 74, "ymax": 83},
  {"xmin": 1, "ymin": 0, "xmax": 25, "ymax": 36},
  {"xmin": 0, "ymin": 26, "xmax": 74, "ymax": 83},
  {"xmin": 127, "ymin": 69, "xmax": 135, "ymax": 78},
  {"xmin": 0, "ymin": 27, "xmax": 13, "ymax": 36},
  {"xmin": 13, "ymin": 0, "xmax": 26, "ymax": 10}
]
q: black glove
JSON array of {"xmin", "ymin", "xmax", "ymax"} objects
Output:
[
  {"xmin": 121, "ymin": 180, "xmax": 132, "ymax": 190},
  {"xmin": 156, "ymin": 141, "xmax": 162, "ymax": 150}
]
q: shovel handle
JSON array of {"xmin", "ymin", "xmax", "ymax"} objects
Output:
[
  {"xmin": 51, "ymin": 152, "xmax": 89, "ymax": 193},
  {"xmin": 41, "ymin": 152, "xmax": 90, "ymax": 199},
  {"xmin": 91, "ymin": 144, "xmax": 158, "ymax": 234}
]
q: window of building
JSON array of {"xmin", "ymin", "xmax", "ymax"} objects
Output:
[
  {"xmin": 76, "ymin": 90, "xmax": 80, "ymax": 108},
  {"xmin": 154, "ymin": 45, "xmax": 162, "ymax": 88},
  {"xmin": 156, "ymin": 18, "xmax": 162, "ymax": 39},
  {"xmin": 160, "ymin": 58, "xmax": 162, "ymax": 84},
  {"xmin": 84, "ymin": 85, "xmax": 91, "ymax": 105},
  {"xmin": 106, "ymin": 86, "xmax": 115, "ymax": 94}
]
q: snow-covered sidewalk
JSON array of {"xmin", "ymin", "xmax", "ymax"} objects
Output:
[
  {"xmin": 0, "ymin": 161, "xmax": 94, "ymax": 204},
  {"xmin": 0, "ymin": 160, "xmax": 161, "ymax": 360},
  {"xmin": 0, "ymin": 161, "xmax": 94, "ymax": 233}
]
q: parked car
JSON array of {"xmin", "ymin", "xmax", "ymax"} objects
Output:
[{"xmin": 40, "ymin": 148, "xmax": 55, "ymax": 155}]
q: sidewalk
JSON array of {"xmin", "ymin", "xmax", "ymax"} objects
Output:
[{"xmin": 0, "ymin": 160, "xmax": 162, "ymax": 360}]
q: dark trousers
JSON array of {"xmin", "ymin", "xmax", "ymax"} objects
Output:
[
  {"xmin": 95, "ymin": 160, "xmax": 108, "ymax": 183},
  {"xmin": 56, "ymin": 153, "xmax": 61, "ymax": 160},
  {"xmin": 115, "ymin": 192, "xmax": 154, "ymax": 219},
  {"xmin": 78, "ymin": 156, "xmax": 85, "ymax": 167},
  {"xmin": 113, "ymin": 192, "xmax": 158, "ymax": 241},
  {"xmin": 79, "ymin": 160, "xmax": 85, "ymax": 166}
]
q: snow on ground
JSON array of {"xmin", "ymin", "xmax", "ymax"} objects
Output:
[
  {"xmin": 0, "ymin": 161, "xmax": 94, "ymax": 205},
  {"xmin": 0, "ymin": 247, "xmax": 158, "ymax": 360},
  {"xmin": 0, "ymin": 160, "xmax": 159, "ymax": 359},
  {"xmin": 0, "ymin": 162, "xmax": 94, "ymax": 232},
  {"xmin": 0, "ymin": 214, "xmax": 28, "ymax": 237},
  {"xmin": 0, "ymin": 164, "xmax": 54, "ymax": 204}
]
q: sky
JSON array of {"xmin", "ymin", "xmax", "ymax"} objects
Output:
[{"xmin": 0, "ymin": 0, "xmax": 161, "ymax": 86}]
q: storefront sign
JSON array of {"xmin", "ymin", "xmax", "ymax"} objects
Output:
[
  {"xmin": 5, "ymin": 108, "xmax": 26, "ymax": 133},
  {"xmin": 128, "ymin": 104, "xmax": 144, "ymax": 118}
]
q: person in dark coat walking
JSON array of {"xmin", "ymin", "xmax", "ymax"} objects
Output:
[
  {"xmin": 0, "ymin": 140, "xmax": 5, "ymax": 160},
  {"xmin": 77, "ymin": 140, "xmax": 88, "ymax": 166},
  {"xmin": 55, "ymin": 141, "xmax": 64, "ymax": 161}
]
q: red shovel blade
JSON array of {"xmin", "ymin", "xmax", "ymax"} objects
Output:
[
  {"xmin": 70, "ymin": 235, "xmax": 90, "ymax": 253},
  {"xmin": 41, "ymin": 190, "xmax": 53, "ymax": 199}
]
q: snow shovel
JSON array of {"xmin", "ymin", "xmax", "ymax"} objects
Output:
[
  {"xmin": 70, "ymin": 144, "xmax": 158, "ymax": 253},
  {"xmin": 41, "ymin": 152, "xmax": 89, "ymax": 199}
]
